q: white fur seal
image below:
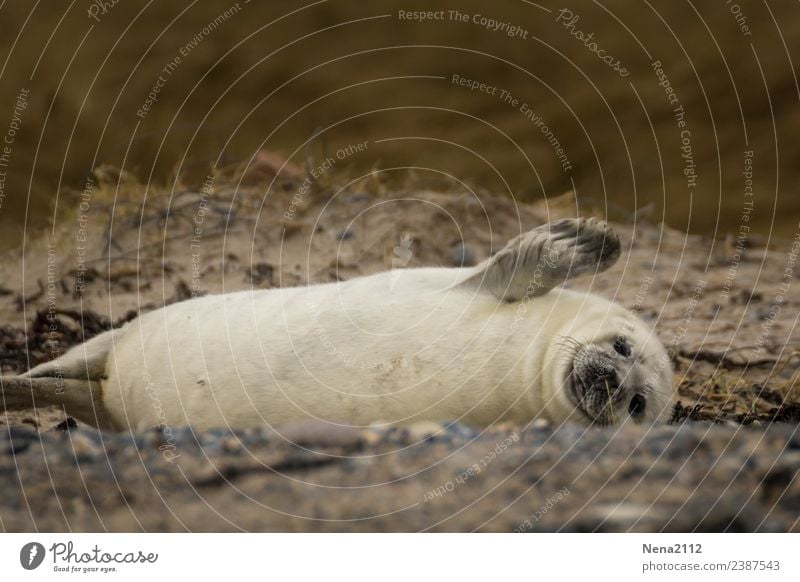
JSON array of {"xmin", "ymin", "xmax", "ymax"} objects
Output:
[{"xmin": 1, "ymin": 218, "xmax": 673, "ymax": 430}]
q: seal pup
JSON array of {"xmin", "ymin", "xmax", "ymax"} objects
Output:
[{"xmin": 1, "ymin": 218, "xmax": 673, "ymax": 430}]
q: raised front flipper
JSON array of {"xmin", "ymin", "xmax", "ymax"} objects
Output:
[{"xmin": 458, "ymin": 217, "xmax": 621, "ymax": 302}]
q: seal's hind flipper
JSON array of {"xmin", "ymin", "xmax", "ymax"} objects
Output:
[
  {"xmin": 458, "ymin": 217, "xmax": 621, "ymax": 302},
  {"xmin": 22, "ymin": 327, "xmax": 119, "ymax": 381},
  {"xmin": 6, "ymin": 327, "xmax": 121, "ymax": 428},
  {"xmin": 0, "ymin": 376, "xmax": 114, "ymax": 429}
]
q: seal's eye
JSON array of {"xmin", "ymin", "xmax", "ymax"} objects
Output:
[
  {"xmin": 629, "ymin": 394, "xmax": 646, "ymax": 417},
  {"xmin": 613, "ymin": 337, "xmax": 631, "ymax": 357}
]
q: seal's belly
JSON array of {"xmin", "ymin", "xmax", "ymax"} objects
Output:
[{"xmin": 102, "ymin": 269, "xmax": 537, "ymax": 429}]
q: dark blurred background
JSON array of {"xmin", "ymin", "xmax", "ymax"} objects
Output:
[{"xmin": 0, "ymin": 0, "xmax": 797, "ymax": 249}]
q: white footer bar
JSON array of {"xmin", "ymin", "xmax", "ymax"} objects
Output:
[{"xmin": 1, "ymin": 533, "xmax": 797, "ymax": 581}]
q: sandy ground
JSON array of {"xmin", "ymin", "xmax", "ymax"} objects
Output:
[{"xmin": 1, "ymin": 171, "xmax": 798, "ymax": 531}]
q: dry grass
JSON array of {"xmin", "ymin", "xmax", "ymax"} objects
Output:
[{"xmin": 675, "ymin": 355, "xmax": 800, "ymax": 424}]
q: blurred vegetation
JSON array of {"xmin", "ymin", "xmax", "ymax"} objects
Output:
[{"xmin": 0, "ymin": 0, "xmax": 798, "ymax": 249}]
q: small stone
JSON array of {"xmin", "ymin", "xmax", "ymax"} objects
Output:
[
  {"xmin": 248, "ymin": 262, "xmax": 274, "ymax": 286},
  {"xmin": 198, "ymin": 428, "xmax": 232, "ymax": 447},
  {"xmin": 336, "ymin": 228, "xmax": 354, "ymax": 241},
  {"xmin": 532, "ymin": 418, "xmax": 551, "ymax": 430},
  {"xmin": 450, "ymin": 423, "xmax": 477, "ymax": 440},
  {"xmin": 70, "ymin": 432, "xmax": 101, "ymax": 460},
  {"xmin": 404, "ymin": 421, "xmax": 445, "ymax": 442},
  {"xmin": 450, "ymin": 242, "xmax": 476, "ymax": 267},
  {"xmin": 361, "ymin": 428, "xmax": 383, "ymax": 446},
  {"xmin": 595, "ymin": 502, "xmax": 651, "ymax": 526},
  {"xmin": 221, "ymin": 436, "xmax": 244, "ymax": 453}
]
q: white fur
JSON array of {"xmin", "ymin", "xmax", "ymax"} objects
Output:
[
  {"xmin": 8, "ymin": 219, "xmax": 672, "ymax": 430},
  {"xmin": 92, "ymin": 266, "xmax": 669, "ymax": 431}
]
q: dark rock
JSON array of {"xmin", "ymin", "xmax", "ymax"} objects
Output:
[
  {"xmin": 247, "ymin": 263, "xmax": 274, "ymax": 286},
  {"xmin": 336, "ymin": 229, "xmax": 354, "ymax": 241},
  {"xmin": 52, "ymin": 417, "xmax": 78, "ymax": 431}
]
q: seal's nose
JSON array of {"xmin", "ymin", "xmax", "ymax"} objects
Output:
[{"xmin": 594, "ymin": 365, "xmax": 619, "ymax": 392}]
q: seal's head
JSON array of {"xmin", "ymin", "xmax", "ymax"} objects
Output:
[{"xmin": 547, "ymin": 301, "xmax": 673, "ymax": 427}]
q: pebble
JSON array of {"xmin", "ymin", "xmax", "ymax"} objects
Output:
[
  {"xmin": 69, "ymin": 432, "xmax": 103, "ymax": 460},
  {"xmin": 1, "ymin": 426, "xmax": 39, "ymax": 455},
  {"xmin": 336, "ymin": 229, "xmax": 354, "ymax": 241},
  {"xmin": 404, "ymin": 421, "xmax": 445, "ymax": 442},
  {"xmin": 277, "ymin": 419, "xmax": 363, "ymax": 448},
  {"xmin": 248, "ymin": 262, "xmax": 274, "ymax": 286},
  {"xmin": 595, "ymin": 502, "xmax": 650, "ymax": 526},
  {"xmin": 221, "ymin": 436, "xmax": 245, "ymax": 454},
  {"xmin": 531, "ymin": 418, "xmax": 551, "ymax": 430}
]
